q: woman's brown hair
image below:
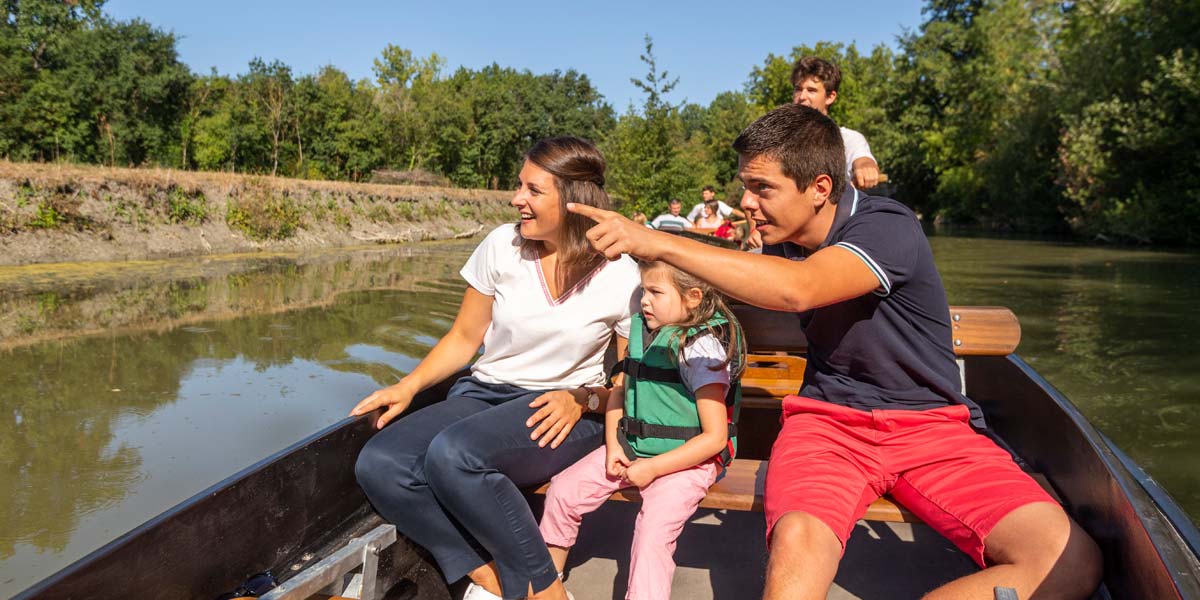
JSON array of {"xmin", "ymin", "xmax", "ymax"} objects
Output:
[{"xmin": 521, "ymin": 136, "xmax": 610, "ymax": 291}]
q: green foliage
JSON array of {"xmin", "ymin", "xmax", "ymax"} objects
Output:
[
  {"xmin": 28, "ymin": 201, "xmax": 64, "ymax": 229},
  {"xmin": 4, "ymin": 0, "xmax": 1199, "ymax": 243},
  {"xmin": 603, "ymin": 36, "xmax": 709, "ymax": 218},
  {"xmin": 166, "ymin": 188, "xmax": 208, "ymax": 224},
  {"xmin": 1059, "ymin": 49, "xmax": 1200, "ymax": 243},
  {"xmin": 225, "ymin": 191, "xmax": 303, "ymax": 240}
]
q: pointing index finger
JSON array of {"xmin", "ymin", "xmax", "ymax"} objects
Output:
[{"xmin": 566, "ymin": 202, "xmax": 615, "ymax": 223}]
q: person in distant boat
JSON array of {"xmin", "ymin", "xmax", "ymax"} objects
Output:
[
  {"xmin": 686, "ymin": 184, "xmax": 745, "ymax": 223},
  {"xmin": 352, "ymin": 137, "xmax": 639, "ymax": 600},
  {"xmin": 693, "ymin": 200, "xmax": 724, "ymax": 229},
  {"xmin": 565, "ymin": 104, "xmax": 1102, "ymax": 600},
  {"xmin": 649, "ymin": 198, "xmax": 693, "ymax": 230}
]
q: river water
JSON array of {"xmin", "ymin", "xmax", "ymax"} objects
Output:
[{"xmin": 1, "ymin": 235, "xmax": 1198, "ymax": 595}]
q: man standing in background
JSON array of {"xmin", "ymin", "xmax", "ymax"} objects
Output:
[{"xmin": 791, "ymin": 56, "xmax": 881, "ymax": 190}]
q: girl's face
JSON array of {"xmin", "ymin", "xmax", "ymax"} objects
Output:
[
  {"xmin": 512, "ymin": 160, "xmax": 563, "ymax": 244},
  {"xmin": 639, "ymin": 267, "xmax": 702, "ymax": 330},
  {"xmin": 703, "ymin": 205, "xmax": 715, "ymax": 218}
]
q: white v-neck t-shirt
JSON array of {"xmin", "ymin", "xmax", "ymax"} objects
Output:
[{"xmin": 460, "ymin": 224, "xmax": 641, "ymax": 390}]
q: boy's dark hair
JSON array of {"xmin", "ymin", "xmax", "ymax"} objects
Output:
[
  {"xmin": 702, "ymin": 184, "xmax": 716, "ymax": 193},
  {"xmin": 790, "ymin": 56, "xmax": 842, "ymax": 94},
  {"xmin": 732, "ymin": 104, "xmax": 846, "ymax": 203}
]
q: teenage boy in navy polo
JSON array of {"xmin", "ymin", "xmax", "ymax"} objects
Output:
[{"xmin": 567, "ymin": 104, "xmax": 1101, "ymax": 600}]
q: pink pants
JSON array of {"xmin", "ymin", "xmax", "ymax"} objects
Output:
[{"xmin": 539, "ymin": 446, "xmax": 720, "ymax": 600}]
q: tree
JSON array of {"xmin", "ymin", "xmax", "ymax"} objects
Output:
[
  {"xmin": 603, "ymin": 35, "xmax": 705, "ymax": 218},
  {"xmin": 244, "ymin": 58, "xmax": 293, "ymax": 176}
]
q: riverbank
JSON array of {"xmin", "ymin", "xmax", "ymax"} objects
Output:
[{"xmin": 0, "ymin": 162, "xmax": 513, "ymax": 266}]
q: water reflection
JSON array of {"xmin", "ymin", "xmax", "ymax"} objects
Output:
[{"xmin": 0, "ymin": 243, "xmax": 474, "ymax": 595}]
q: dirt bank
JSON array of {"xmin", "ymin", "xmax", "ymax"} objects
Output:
[{"xmin": 0, "ymin": 162, "xmax": 514, "ymax": 265}]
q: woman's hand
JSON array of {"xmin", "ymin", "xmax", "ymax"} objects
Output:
[
  {"xmin": 606, "ymin": 443, "xmax": 631, "ymax": 478},
  {"xmin": 622, "ymin": 459, "xmax": 659, "ymax": 488},
  {"xmin": 350, "ymin": 381, "xmax": 416, "ymax": 429},
  {"xmin": 526, "ymin": 389, "xmax": 584, "ymax": 449}
]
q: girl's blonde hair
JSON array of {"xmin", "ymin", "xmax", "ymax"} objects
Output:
[{"xmin": 639, "ymin": 260, "xmax": 747, "ymax": 379}]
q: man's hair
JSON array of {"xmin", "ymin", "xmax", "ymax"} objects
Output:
[
  {"xmin": 701, "ymin": 185, "xmax": 715, "ymax": 193},
  {"xmin": 790, "ymin": 56, "xmax": 841, "ymax": 95},
  {"xmin": 733, "ymin": 104, "xmax": 846, "ymax": 202},
  {"xmin": 668, "ymin": 198, "xmax": 682, "ymax": 205}
]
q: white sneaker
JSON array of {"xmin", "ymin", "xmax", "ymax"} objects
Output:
[{"xmin": 463, "ymin": 582, "xmax": 503, "ymax": 600}]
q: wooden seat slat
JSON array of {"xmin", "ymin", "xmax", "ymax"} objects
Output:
[{"xmin": 531, "ymin": 459, "xmax": 1056, "ymax": 524}]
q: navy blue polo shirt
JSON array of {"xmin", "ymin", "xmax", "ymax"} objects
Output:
[{"xmin": 764, "ymin": 188, "xmax": 985, "ymax": 428}]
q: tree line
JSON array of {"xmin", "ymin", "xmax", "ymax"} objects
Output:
[{"xmin": 2, "ymin": 0, "xmax": 1197, "ymax": 244}]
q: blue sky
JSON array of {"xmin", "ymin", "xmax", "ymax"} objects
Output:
[{"xmin": 105, "ymin": 0, "xmax": 926, "ymax": 111}]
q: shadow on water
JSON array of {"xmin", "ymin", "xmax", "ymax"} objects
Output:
[{"xmin": 0, "ymin": 241, "xmax": 476, "ymax": 595}]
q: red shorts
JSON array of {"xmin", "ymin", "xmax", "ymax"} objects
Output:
[{"xmin": 764, "ymin": 396, "xmax": 1057, "ymax": 566}]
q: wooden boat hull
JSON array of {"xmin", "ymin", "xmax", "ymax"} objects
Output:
[{"xmin": 15, "ymin": 345, "xmax": 1200, "ymax": 599}]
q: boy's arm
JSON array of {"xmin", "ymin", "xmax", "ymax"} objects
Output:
[{"xmin": 567, "ymin": 203, "xmax": 879, "ymax": 312}]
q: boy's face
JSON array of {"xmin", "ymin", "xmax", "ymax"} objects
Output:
[
  {"xmin": 738, "ymin": 154, "xmax": 828, "ymax": 246},
  {"xmin": 792, "ymin": 77, "xmax": 837, "ymax": 116}
]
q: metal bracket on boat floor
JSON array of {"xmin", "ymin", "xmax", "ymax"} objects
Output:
[{"xmin": 260, "ymin": 524, "xmax": 397, "ymax": 600}]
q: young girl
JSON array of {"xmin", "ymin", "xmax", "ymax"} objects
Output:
[{"xmin": 538, "ymin": 261, "xmax": 746, "ymax": 600}]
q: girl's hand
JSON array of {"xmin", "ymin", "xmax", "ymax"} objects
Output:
[
  {"xmin": 622, "ymin": 459, "xmax": 659, "ymax": 488},
  {"xmin": 606, "ymin": 444, "xmax": 631, "ymax": 478},
  {"xmin": 350, "ymin": 382, "xmax": 415, "ymax": 429},
  {"xmin": 526, "ymin": 389, "xmax": 583, "ymax": 449}
]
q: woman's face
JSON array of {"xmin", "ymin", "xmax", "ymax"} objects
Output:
[
  {"xmin": 703, "ymin": 205, "xmax": 715, "ymax": 218},
  {"xmin": 512, "ymin": 160, "xmax": 563, "ymax": 244}
]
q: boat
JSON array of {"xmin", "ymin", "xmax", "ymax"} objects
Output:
[{"xmin": 13, "ymin": 305, "xmax": 1200, "ymax": 599}]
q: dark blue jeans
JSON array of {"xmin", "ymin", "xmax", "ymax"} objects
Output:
[{"xmin": 355, "ymin": 376, "xmax": 604, "ymax": 599}]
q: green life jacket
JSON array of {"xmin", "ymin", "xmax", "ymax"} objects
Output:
[{"xmin": 613, "ymin": 312, "xmax": 742, "ymax": 466}]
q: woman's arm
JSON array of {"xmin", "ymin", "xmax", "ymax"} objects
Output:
[
  {"xmin": 349, "ymin": 287, "xmax": 493, "ymax": 428},
  {"xmin": 621, "ymin": 383, "xmax": 729, "ymax": 487}
]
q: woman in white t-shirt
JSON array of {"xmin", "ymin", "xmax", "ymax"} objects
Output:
[{"xmin": 352, "ymin": 137, "xmax": 639, "ymax": 600}]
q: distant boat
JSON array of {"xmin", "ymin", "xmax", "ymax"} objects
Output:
[{"xmin": 14, "ymin": 305, "xmax": 1200, "ymax": 600}]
